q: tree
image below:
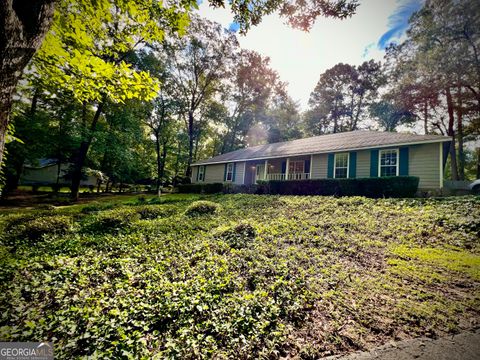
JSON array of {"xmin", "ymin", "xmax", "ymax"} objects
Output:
[
  {"xmin": 221, "ymin": 50, "xmax": 284, "ymax": 151},
  {"xmin": 161, "ymin": 17, "xmax": 239, "ymax": 176},
  {"xmin": 32, "ymin": 0, "xmax": 195, "ymax": 199},
  {"xmin": 369, "ymin": 99, "xmax": 415, "ymax": 132},
  {"xmin": 265, "ymin": 94, "xmax": 303, "ymax": 143},
  {"xmin": 307, "ymin": 60, "xmax": 384, "ymax": 134},
  {"xmin": 386, "ymin": 0, "xmax": 480, "ymax": 180},
  {"xmin": 0, "ymin": 0, "xmax": 55, "ymax": 175},
  {"xmin": 91, "ymin": 100, "xmax": 154, "ymax": 192},
  {"xmin": 144, "ymin": 96, "xmax": 178, "ymax": 195},
  {"xmin": 0, "ymin": 0, "xmax": 359, "ymax": 179},
  {"xmin": 3, "ymin": 84, "xmax": 82, "ymax": 193}
]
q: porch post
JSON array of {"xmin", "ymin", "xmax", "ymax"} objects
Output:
[
  {"xmin": 285, "ymin": 158, "xmax": 290, "ymax": 180},
  {"xmin": 264, "ymin": 160, "xmax": 268, "ymax": 180},
  {"xmin": 309, "ymin": 155, "xmax": 313, "ymax": 179}
]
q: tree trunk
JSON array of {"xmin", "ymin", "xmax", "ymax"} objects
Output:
[
  {"xmin": 186, "ymin": 111, "xmax": 194, "ymax": 177},
  {"xmin": 158, "ymin": 140, "xmax": 167, "ymax": 196},
  {"xmin": 154, "ymin": 131, "xmax": 161, "ymax": 195},
  {"xmin": 174, "ymin": 139, "xmax": 181, "ymax": 182},
  {"xmin": 423, "ymin": 101, "xmax": 428, "ymax": 134},
  {"xmin": 0, "ymin": 0, "xmax": 55, "ymax": 170},
  {"xmin": 159, "ymin": 140, "xmax": 167, "ymax": 182},
  {"xmin": 333, "ymin": 99, "xmax": 338, "ymax": 133},
  {"xmin": 456, "ymin": 87, "xmax": 465, "ymax": 180},
  {"xmin": 55, "ymin": 161, "xmax": 61, "ymax": 190},
  {"xmin": 476, "ymin": 148, "xmax": 480, "ymax": 179},
  {"xmin": 445, "ymin": 88, "xmax": 459, "ymax": 181},
  {"xmin": 193, "ymin": 131, "xmax": 200, "ymax": 162},
  {"xmin": 71, "ymin": 102, "xmax": 104, "ymax": 201}
]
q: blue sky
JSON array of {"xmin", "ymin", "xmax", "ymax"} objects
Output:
[
  {"xmin": 378, "ymin": 0, "xmax": 423, "ymax": 49},
  {"xmin": 198, "ymin": 0, "xmax": 424, "ymax": 110}
]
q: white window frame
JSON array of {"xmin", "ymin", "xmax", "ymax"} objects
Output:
[
  {"xmin": 288, "ymin": 160, "xmax": 305, "ymax": 174},
  {"xmin": 378, "ymin": 149, "xmax": 399, "ymax": 177},
  {"xmin": 226, "ymin": 163, "xmax": 234, "ymax": 182},
  {"xmin": 334, "ymin": 153, "xmax": 349, "ymax": 179},
  {"xmin": 197, "ymin": 166, "xmax": 205, "ymax": 182}
]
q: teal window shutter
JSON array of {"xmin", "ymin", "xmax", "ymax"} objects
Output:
[
  {"xmin": 327, "ymin": 154, "xmax": 334, "ymax": 178},
  {"xmin": 223, "ymin": 164, "xmax": 228, "ymax": 182},
  {"xmin": 399, "ymin": 147, "xmax": 409, "ymax": 176},
  {"xmin": 349, "ymin": 152, "xmax": 357, "ymax": 178},
  {"xmin": 232, "ymin": 163, "xmax": 237, "ymax": 182},
  {"xmin": 196, "ymin": 166, "xmax": 199, "ymax": 182},
  {"xmin": 370, "ymin": 149, "xmax": 379, "ymax": 177},
  {"xmin": 203, "ymin": 166, "xmax": 206, "ymax": 181}
]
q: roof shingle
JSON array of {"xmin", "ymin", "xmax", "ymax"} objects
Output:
[{"xmin": 192, "ymin": 130, "xmax": 450, "ymax": 165}]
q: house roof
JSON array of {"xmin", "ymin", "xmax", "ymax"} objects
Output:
[
  {"xmin": 192, "ymin": 130, "xmax": 450, "ymax": 166},
  {"xmin": 24, "ymin": 158, "xmax": 59, "ymax": 169}
]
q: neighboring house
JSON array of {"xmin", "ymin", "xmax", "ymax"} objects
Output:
[
  {"xmin": 20, "ymin": 159, "xmax": 99, "ymax": 187},
  {"xmin": 190, "ymin": 130, "xmax": 451, "ymax": 190}
]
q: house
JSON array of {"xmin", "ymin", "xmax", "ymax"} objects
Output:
[
  {"xmin": 190, "ymin": 130, "xmax": 451, "ymax": 191},
  {"xmin": 20, "ymin": 159, "xmax": 99, "ymax": 187}
]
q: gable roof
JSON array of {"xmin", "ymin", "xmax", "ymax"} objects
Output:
[{"xmin": 192, "ymin": 130, "xmax": 450, "ymax": 166}]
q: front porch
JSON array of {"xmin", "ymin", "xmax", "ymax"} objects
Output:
[{"xmin": 244, "ymin": 155, "xmax": 311, "ymax": 185}]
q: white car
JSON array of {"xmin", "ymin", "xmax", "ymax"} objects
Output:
[{"xmin": 470, "ymin": 179, "xmax": 480, "ymax": 194}]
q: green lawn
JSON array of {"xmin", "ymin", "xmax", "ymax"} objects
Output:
[{"xmin": 0, "ymin": 194, "xmax": 479, "ymax": 359}]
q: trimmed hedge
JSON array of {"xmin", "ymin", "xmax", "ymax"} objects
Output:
[
  {"xmin": 178, "ymin": 183, "xmax": 223, "ymax": 194},
  {"xmin": 268, "ymin": 176, "xmax": 419, "ymax": 198},
  {"xmin": 178, "ymin": 177, "xmax": 419, "ymax": 198}
]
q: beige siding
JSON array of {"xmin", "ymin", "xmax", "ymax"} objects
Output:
[
  {"xmin": 356, "ymin": 150, "xmax": 370, "ymax": 178},
  {"xmin": 21, "ymin": 164, "xmax": 97, "ymax": 186},
  {"xmin": 235, "ymin": 162, "xmax": 246, "ymax": 185},
  {"xmin": 204, "ymin": 164, "xmax": 225, "ymax": 183},
  {"xmin": 311, "ymin": 154, "xmax": 328, "ymax": 179},
  {"xmin": 409, "ymin": 143, "xmax": 441, "ymax": 189},
  {"xmin": 191, "ymin": 166, "xmax": 198, "ymax": 183}
]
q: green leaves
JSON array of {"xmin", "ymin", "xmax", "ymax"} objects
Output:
[{"xmin": 33, "ymin": 0, "xmax": 195, "ymax": 104}]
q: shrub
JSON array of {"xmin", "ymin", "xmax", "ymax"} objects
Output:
[
  {"xmin": 184, "ymin": 201, "xmax": 220, "ymax": 216},
  {"xmin": 178, "ymin": 183, "xmax": 223, "ymax": 194},
  {"xmin": 268, "ymin": 176, "xmax": 419, "ymax": 198},
  {"xmin": 216, "ymin": 223, "xmax": 256, "ymax": 249},
  {"xmin": 223, "ymin": 183, "xmax": 269, "ymax": 195},
  {"xmin": 84, "ymin": 208, "xmax": 140, "ymax": 233},
  {"xmin": 136, "ymin": 206, "xmax": 175, "ymax": 220},
  {"xmin": 3, "ymin": 214, "xmax": 73, "ymax": 244},
  {"xmin": 359, "ymin": 176, "xmax": 420, "ymax": 198}
]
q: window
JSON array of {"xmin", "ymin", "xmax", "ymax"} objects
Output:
[
  {"xmin": 379, "ymin": 149, "xmax": 399, "ymax": 177},
  {"xmin": 288, "ymin": 161, "xmax": 304, "ymax": 174},
  {"xmin": 198, "ymin": 166, "xmax": 205, "ymax": 182},
  {"xmin": 334, "ymin": 153, "xmax": 349, "ymax": 178},
  {"xmin": 226, "ymin": 163, "xmax": 234, "ymax": 181}
]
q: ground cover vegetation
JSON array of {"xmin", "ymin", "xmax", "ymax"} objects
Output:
[{"xmin": 0, "ymin": 194, "xmax": 479, "ymax": 359}]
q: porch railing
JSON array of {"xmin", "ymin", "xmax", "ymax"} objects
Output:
[{"xmin": 266, "ymin": 173, "xmax": 310, "ymax": 181}]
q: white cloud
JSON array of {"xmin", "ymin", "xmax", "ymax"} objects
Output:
[{"xmin": 198, "ymin": 0, "xmax": 406, "ymax": 110}]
